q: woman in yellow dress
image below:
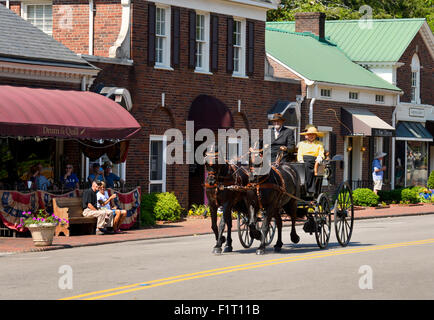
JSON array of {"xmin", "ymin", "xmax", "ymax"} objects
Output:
[{"xmin": 297, "ymin": 126, "xmax": 325, "ymax": 193}]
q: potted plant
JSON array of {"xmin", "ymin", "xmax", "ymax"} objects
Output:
[{"xmin": 18, "ymin": 209, "xmax": 68, "ymax": 246}]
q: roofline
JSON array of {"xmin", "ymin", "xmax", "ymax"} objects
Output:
[
  {"xmin": 228, "ymin": 0, "xmax": 279, "ymax": 9},
  {"xmin": 267, "ymin": 18, "xmax": 427, "ymax": 24},
  {"xmin": 420, "ymin": 21, "xmax": 434, "ymax": 60},
  {"xmin": 312, "ymin": 81, "xmax": 403, "ymax": 95},
  {"xmin": 0, "ymin": 54, "xmax": 95, "ymax": 70},
  {"xmin": 266, "ymin": 53, "xmax": 315, "ymax": 85}
]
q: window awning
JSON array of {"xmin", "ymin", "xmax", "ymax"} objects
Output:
[
  {"xmin": 396, "ymin": 121, "xmax": 433, "ymax": 142},
  {"xmin": 188, "ymin": 95, "xmax": 234, "ymax": 130},
  {"xmin": 0, "ymin": 86, "xmax": 141, "ymax": 140},
  {"xmin": 341, "ymin": 108, "xmax": 395, "ymax": 137}
]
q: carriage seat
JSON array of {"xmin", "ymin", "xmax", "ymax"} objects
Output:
[{"xmin": 289, "ymin": 162, "xmax": 307, "ymax": 194}]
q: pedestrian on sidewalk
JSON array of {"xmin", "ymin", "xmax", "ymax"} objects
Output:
[
  {"xmin": 373, "ymin": 151, "xmax": 387, "ymax": 195},
  {"xmin": 82, "ymin": 181, "xmax": 114, "ymax": 234},
  {"xmin": 96, "ymin": 181, "xmax": 127, "ymax": 233}
]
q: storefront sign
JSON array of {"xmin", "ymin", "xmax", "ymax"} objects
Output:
[
  {"xmin": 372, "ymin": 129, "xmax": 394, "ymax": 137},
  {"xmin": 409, "ymin": 108, "xmax": 425, "ymax": 118}
]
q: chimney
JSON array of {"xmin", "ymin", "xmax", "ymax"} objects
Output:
[{"xmin": 295, "ymin": 12, "xmax": 326, "ymax": 39}]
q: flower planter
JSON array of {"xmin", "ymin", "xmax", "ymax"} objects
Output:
[{"xmin": 28, "ymin": 223, "xmax": 56, "ymax": 247}]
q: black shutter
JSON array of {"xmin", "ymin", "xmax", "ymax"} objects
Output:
[
  {"xmin": 210, "ymin": 14, "xmax": 219, "ymax": 72},
  {"xmin": 147, "ymin": 2, "xmax": 156, "ymax": 66},
  {"xmin": 188, "ymin": 10, "xmax": 196, "ymax": 69},
  {"xmin": 383, "ymin": 137, "xmax": 390, "ymax": 181},
  {"xmin": 226, "ymin": 17, "xmax": 234, "ymax": 73},
  {"xmin": 246, "ymin": 21, "xmax": 254, "ymax": 76},
  {"xmin": 369, "ymin": 136, "xmax": 374, "ymax": 183},
  {"xmin": 171, "ymin": 6, "xmax": 180, "ymax": 68}
]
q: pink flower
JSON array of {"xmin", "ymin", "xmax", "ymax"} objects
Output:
[{"xmin": 33, "ymin": 217, "xmax": 36, "ymax": 221}]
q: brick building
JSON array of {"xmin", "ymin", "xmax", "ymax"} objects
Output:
[{"xmin": 2, "ymin": 0, "xmax": 300, "ymax": 208}]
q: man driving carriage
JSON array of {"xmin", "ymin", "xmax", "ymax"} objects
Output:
[{"xmin": 269, "ymin": 113, "xmax": 296, "ymax": 163}]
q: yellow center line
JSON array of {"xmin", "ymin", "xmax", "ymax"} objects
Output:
[{"xmin": 60, "ymin": 238, "xmax": 434, "ymax": 300}]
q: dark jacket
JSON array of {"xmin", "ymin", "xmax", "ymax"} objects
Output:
[{"xmin": 270, "ymin": 126, "xmax": 295, "ymax": 162}]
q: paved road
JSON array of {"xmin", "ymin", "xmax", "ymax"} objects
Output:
[{"xmin": 1, "ymin": 215, "xmax": 434, "ymax": 301}]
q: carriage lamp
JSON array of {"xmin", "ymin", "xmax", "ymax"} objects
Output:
[
  {"xmin": 346, "ymin": 146, "xmax": 352, "ymax": 152},
  {"xmin": 360, "ymin": 146, "xmax": 367, "ymax": 152}
]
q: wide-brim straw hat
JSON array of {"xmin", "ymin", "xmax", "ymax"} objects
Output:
[
  {"xmin": 300, "ymin": 126, "xmax": 324, "ymax": 137},
  {"xmin": 269, "ymin": 113, "xmax": 286, "ymax": 122},
  {"xmin": 374, "ymin": 151, "xmax": 387, "ymax": 159}
]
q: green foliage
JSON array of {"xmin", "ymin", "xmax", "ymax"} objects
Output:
[
  {"xmin": 141, "ymin": 192, "xmax": 183, "ymax": 223},
  {"xmin": 428, "ymin": 171, "xmax": 434, "ymax": 189},
  {"xmin": 352, "ymin": 188, "xmax": 379, "ymax": 207},
  {"xmin": 267, "ymin": 0, "xmax": 434, "ymax": 32},
  {"xmin": 401, "ymin": 188, "xmax": 420, "ymax": 204},
  {"xmin": 378, "ymin": 188, "xmax": 403, "ymax": 203}
]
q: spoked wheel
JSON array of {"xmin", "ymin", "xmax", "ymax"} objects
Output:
[
  {"xmin": 334, "ymin": 181, "xmax": 354, "ymax": 247},
  {"xmin": 314, "ymin": 193, "xmax": 332, "ymax": 249},
  {"xmin": 237, "ymin": 211, "xmax": 253, "ymax": 248},
  {"xmin": 256, "ymin": 214, "xmax": 276, "ymax": 246}
]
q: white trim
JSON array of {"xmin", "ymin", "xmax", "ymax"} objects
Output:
[
  {"xmin": 154, "ymin": 65, "xmax": 174, "ymax": 71},
  {"xmin": 420, "ymin": 22, "xmax": 434, "ymax": 60},
  {"xmin": 0, "ymin": 61, "xmax": 98, "ymax": 84},
  {"xmin": 232, "ymin": 18, "xmax": 246, "ymax": 77},
  {"xmin": 149, "ymin": 135, "xmax": 167, "ymax": 193},
  {"xmin": 313, "ymin": 81, "xmax": 402, "ymax": 95},
  {"xmin": 147, "ymin": 0, "xmax": 269, "ymax": 21},
  {"xmin": 155, "ymin": 5, "xmax": 171, "ymax": 68},
  {"xmin": 109, "ymin": 0, "xmax": 131, "ymax": 59},
  {"xmin": 266, "ymin": 53, "xmax": 314, "ymax": 85},
  {"xmin": 396, "ymin": 137, "xmax": 433, "ymax": 142}
]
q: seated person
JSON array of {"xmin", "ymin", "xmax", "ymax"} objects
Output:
[
  {"xmin": 96, "ymin": 181, "xmax": 127, "ymax": 233},
  {"xmin": 102, "ymin": 161, "xmax": 123, "ymax": 188},
  {"xmin": 61, "ymin": 164, "xmax": 79, "ymax": 190},
  {"xmin": 82, "ymin": 181, "xmax": 114, "ymax": 234},
  {"xmin": 297, "ymin": 126, "xmax": 325, "ymax": 193},
  {"xmin": 87, "ymin": 163, "xmax": 104, "ymax": 185},
  {"xmin": 269, "ymin": 113, "xmax": 295, "ymax": 163},
  {"xmin": 33, "ymin": 163, "xmax": 51, "ymax": 191}
]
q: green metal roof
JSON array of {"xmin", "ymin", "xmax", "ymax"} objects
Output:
[
  {"xmin": 265, "ymin": 28, "xmax": 401, "ymax": 91},
  {"xmin": 267, "ymin": 19, "xmax": 425, "ymax": 62}
]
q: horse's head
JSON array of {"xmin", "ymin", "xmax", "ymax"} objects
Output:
[
  {"xmin": 204, "ymin": 147, "xmax": 226, "ymax": 187},
  {"xmin": 248, "ymin": 140, "xmax": 269, "ymax": 182}
]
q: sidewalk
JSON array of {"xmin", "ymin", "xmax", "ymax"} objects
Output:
[{"xmin": 1, "ymin": 203, "xmax": 434, "ymax": 255}]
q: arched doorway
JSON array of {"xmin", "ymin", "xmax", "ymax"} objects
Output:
[{"xmin": 187, "ymin": 95, "xmax": 234, "ymax": 207}]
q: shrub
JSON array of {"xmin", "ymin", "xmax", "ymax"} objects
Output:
[
  {"xmin": 153, "ymin": 192, "xmax": 183, "ymax": 222},
  {"xmin": 352, "ymin": 188, "xmax": 379, "ymax": 207},
  {"xmin": 141, "ymin": 192, "xmax": 184, "ymax": 224},
  {"xmin": 188, "ymin": 204, "xmax": 210, "ymax": 217},
  {"xmin": 401, "ymin": 188, "xmax": 419, "ymax": 204},
  {"xmin": 428, "ymin": 171, "xmax": 434, "ymax": 189},
  {"xmin": 378, "ymin": 188, "xmax": 403, "ymax": 203},
  {"xmin": 140, "ymin": 193, "xmax": 158, "ymax": 226}
]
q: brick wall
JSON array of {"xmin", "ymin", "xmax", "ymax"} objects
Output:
[
  {"xmin": 294, "ymin": 12, "xmax": 325, "ymax": 38},
  {"xmin": 87, "ymin": 4, "xmax": 301, "ymax": 208},
  {"xmin": 397, "ymin": 31, "xmax": 434, "ymax": 106},
  {"xmin": 53, "ymin": 0, "xmax": 122, "ymax": 57}
]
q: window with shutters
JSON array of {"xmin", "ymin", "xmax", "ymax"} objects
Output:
[
  {"xmin": 232, "ymin": 18, "xmax": 246, "ymax": 77},
  {"xmin": 155, "ymin": 6, "xmax": 171, "ymax": 69},
  {"xmin": 195, "ymin": 12, "xmax": 210, "ymax": 73}
]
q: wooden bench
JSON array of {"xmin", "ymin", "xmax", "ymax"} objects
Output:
[{"xmin": 53, "ymin": 198, "xmax": 97, "ymax": 236}]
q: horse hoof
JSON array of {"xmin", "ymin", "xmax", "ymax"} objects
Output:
[
  {"xmin": 220, "ymin": 236, "xmax": 226, "ymax": 244},
  {"xmin": 223, "ymin": 246, "xmax": 233, "ymax": 253},
  {"xmin": 274, "ymin": 246, "xmax": 282, "ymax": 253},
  {"xmin": 213, "ymin": 247, "xmax": 222, "ymax": 255},
  {"xmin": 291, "ymin": 235, "xmax": 300, "ymax": 244},
  {"xmin": 256, "ymin": 249, "xmax": 265, "ymax": 255}
]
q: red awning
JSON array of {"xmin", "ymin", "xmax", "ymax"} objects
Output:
[
  {"xmin": 0, "ymin": 86, "xmax": 141, "ymax": 140},
  {"xmin": 188, "ymin": 95, "xmax": 234, "ymax": 130}
]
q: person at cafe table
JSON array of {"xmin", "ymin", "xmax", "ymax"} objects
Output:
[{"xmin": 61, "ymin": 164, "xmax": 79, "ymax": 190}]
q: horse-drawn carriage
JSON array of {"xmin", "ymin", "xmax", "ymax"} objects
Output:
[{"xmin": 204, "ymin": 145, "xmax": 354, "ymax": 255}]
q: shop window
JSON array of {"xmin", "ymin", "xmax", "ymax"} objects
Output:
[
  {"xmin": 86, "ymin": 155, "xmax": 126, "ymax": 187},
  {"xmin": 406, "ymin": 141, "xmax": 428, "ymax": 187},
  {"xmin": 149, "ymin": 136, "xmax": 166, "ymax": 193}
]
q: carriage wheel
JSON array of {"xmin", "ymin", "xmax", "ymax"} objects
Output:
[
  {"xmin": 314, "ymin": 193, "xmax": 331, "ymax": 249},
  {"xmin": 256, "ymin": 216, "xmax": 276, "ymax": 246},
  {"xmin": 237, "ymin": 211, "xmax": 254, "ymax": 248},
  {"xmin": 334, "ymin": 181, "xmax": 354, "ymax": 247}
]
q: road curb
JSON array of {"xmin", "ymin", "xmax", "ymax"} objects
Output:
[{"xmin": 3, "ymin": 211, "xmax": 434, "ymax": 255}]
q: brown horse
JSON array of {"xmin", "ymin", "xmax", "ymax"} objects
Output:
[
  {"xmin": 247, "ymin": 142, "xmax": 301, "ymax": 255},
  {"xmin": 204, "ymin": 149, "xmax": 250, "ymax": 254}
]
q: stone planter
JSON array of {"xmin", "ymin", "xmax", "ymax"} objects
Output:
[{"xmin": 28, "ymin": 223, "xmax": 57, "ymax": 246}]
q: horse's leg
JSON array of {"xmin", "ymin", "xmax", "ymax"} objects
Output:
[
  {"xmin": 248, "ymin": 204, "xmax": 261, "ymax": 240},
  {"xmin": 288, "ymin": 199, "xmax": 300, "ymax": 244},
  {"xmin": 273, "ymin": 210, "xmax": 283, "ymax": 252},
  {"xmin": 213, "ymin": 202, "xmax": 230, "ymax": 255},
  {"xmin": 223, "ymin": 203, "xmax": 233, "ymax": 253},
  {"xmin": 209, "ymin": 202, "xmax": 221, "ymax": 253},
  {"xmin": 256, "ymin": 206, "xmax": 274, "ymax": 255}
]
